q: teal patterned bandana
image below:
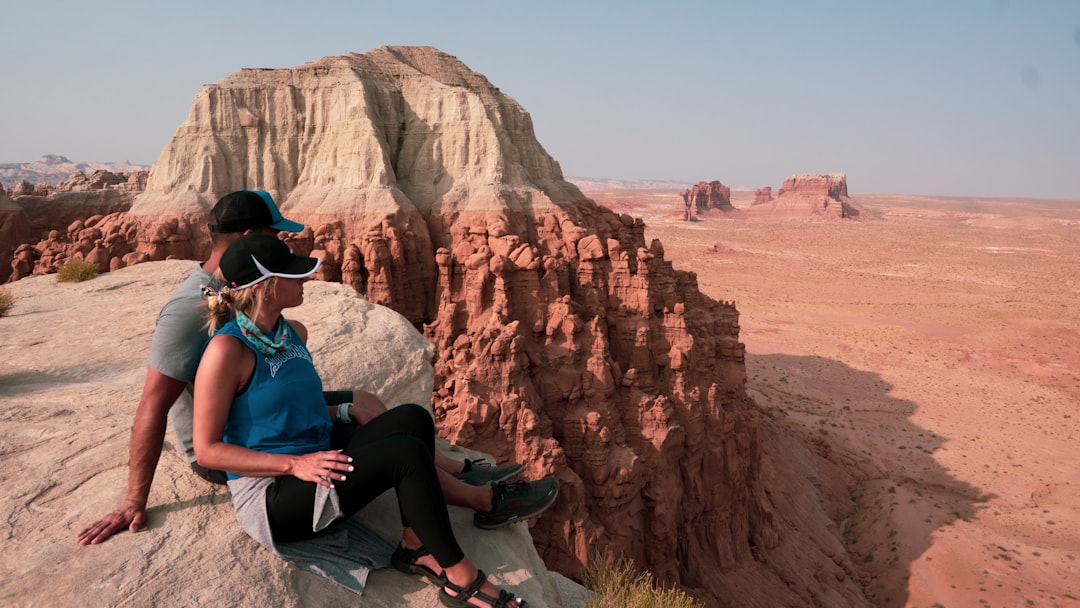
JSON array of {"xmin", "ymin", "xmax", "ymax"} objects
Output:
[{"xmin": 235, "ymin": 311, "xmax": 293, "ymax": 357}]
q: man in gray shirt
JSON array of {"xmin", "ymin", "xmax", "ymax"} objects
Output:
[{"xmin": 77, "ymin": 190, "xmax": 553, "ymax": 545}]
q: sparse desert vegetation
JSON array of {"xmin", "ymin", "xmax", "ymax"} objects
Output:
[
  {"xmin": 55, "ymin": 258, "xmax": 99, "ymax": 283},
  {"xmin": 0, "ymin": 287, "xmax": 13, "ymax": 316},
  {"xmin": 583, "ymin": 556, "xmax": 702, "ymax": 608}
]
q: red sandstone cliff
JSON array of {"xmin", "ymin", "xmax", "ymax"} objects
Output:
[
  {"xmin": 129, "ymin": 50, "xmax": 778, "ymax": 596},
  {"xmin": 2, "ymin": 47, "xmax": 871, "ymax": 606}
]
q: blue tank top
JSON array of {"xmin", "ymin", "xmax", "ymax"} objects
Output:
[{"xmin": 216, "ymin": 319, "xmax": 331, "ymax": 479}]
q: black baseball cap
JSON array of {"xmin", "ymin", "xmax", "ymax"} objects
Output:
[
  {"xmin": 210, "ymin": 190, "xmax": 304, "ymax": 233},
  {"xmin": 219, "ymin": 234, "xmax": 321, "ymax": 289}
]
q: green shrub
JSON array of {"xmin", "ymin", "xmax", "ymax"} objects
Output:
[
  {"xmin": 583, "ymin": 555, "xmax": 703, "ymax": 608},
  {"xmin": 0, "ymin": 287, "xmax": 13, "ymax": 316},
  {"xmin": 56, "ymin": 258, "xmax": 99, "ymax": 283}
]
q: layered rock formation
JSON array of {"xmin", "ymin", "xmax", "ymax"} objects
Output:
[
  {"xmin": 759, "ymin": 173, "xmax": 869, "ymax": 219},
  {"xmin": 753, "ymin": 186, "xmax": 773, "ymax": 204},
  {"xmin": 680, "ymin": 180, "xmax": 734, "ymax": 219},
  {"xmin": 10, "ymin": 180, "xmax": 35, "ymax": 196},
  {"xmin": 3, "ymin": 47, "xmax": 874, "ymax": 606},
  {"xmin": 778, "ymin": 173, "xmax": 849, "ymax": 200},
  {"xmin": 126, "ymin": 51, "xmax": 774, "ymax": 602},
  {"xmin": 54, "ymin": 168, "xmax": 148, "ymax": 192},
  {"xmin": 2, "ymin": 166, "xmax": 155, "ymax": 282}
]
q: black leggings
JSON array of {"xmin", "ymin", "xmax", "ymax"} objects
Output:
[{"xmin": 265, "ymin": 403, "xmax": 465, "ymax": 567}]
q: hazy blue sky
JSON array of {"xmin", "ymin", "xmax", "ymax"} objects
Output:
[{"xmin": 3, "ymin": 1, "xmax": 1078, "ymax": 198}]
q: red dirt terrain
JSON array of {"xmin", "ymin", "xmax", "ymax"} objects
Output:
[{"xmin": 583, "ymin": 188, "xmax": 1080, "ymax": 608}]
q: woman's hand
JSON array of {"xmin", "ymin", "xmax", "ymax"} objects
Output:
[{"xmin": 287, "ymin": 450, "xmax": 355, "ymax": 487}]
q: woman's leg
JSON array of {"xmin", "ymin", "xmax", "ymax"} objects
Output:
[
  {"xmin": 267, "ymin": 404, "xmax": 465, "ymax": 566},
  {"xmin": 337, "ymin": 404, "xmax": 467, "ymax": 567},
  {"xmin": 266, "ymin": 405, "xmax": 525, "ymax": 605},
  {"xmin": 264, "ymin": 476, "xmax": 320, "ymax": 542},
  {"xmin": 267, "ymin": 404, "xmax": 432, "ymax": 541}
]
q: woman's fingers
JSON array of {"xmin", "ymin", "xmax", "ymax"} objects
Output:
[
  {"xmin": 291, "ymin": 451, "xmax": 354, "ymax": 485},
  {"xmin": 321, "ymin": 451, "xmax": 354, "ymax": 473}
]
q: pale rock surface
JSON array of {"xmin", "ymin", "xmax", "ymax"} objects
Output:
[{"xmin": 0, "ymin": 260, "xmax": 585, "ymax": 607}]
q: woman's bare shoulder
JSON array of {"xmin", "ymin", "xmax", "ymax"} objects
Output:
[{"xmin": 287, "ymin": 318, "xmax": 309, "ymax": 343}]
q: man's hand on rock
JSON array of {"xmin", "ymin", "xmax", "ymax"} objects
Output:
[{"xmin": 76, "ymin": 500, "xmax": 148, "ymax": 545}]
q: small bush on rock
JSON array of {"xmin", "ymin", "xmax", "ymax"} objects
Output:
[
  {"xmin": 0, "ymin": 287, "xmax": 13, "ymax": 316},
  {"xmin": 582, "ymin": 555, "xmax": 702, "ymax": 608},
  {"xmin": 56, "ymin": 258, "xmax": 99, "ymax": 283}
]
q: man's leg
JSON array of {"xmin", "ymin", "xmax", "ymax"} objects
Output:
[
  {"xmin": 437, "ymin": 467, "xmax": 491, "ymax": 510},
  {"xmin": 328, "ymin": 400, "xmax": 559, "ymax": 529}
]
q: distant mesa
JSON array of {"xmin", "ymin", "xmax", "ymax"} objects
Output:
[
  {"xmin": 675, "ymin": 174, "xmax": 869, "ymax": 221},
  {"xmin": 680, "ymin": 180, "xmax": 733, "ymax": 220},
  {"xmin": 763, "ymin": 172, "xmax": 869, "ymax": 219},
  {"xmin": 775, "ymin": 172, "xmax": 848, "ymax": 203}
]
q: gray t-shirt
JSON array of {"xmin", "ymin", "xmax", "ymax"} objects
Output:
[{"xmin": 147, "ymin": 264, "xmax": 217, "ymax": 463}]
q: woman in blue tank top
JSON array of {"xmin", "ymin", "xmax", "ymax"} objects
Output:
[{"xmin": 192, "ymin": 234, "xmax": 528, "ymax": 608}]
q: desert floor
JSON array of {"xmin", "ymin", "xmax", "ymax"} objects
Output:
[{"xmin": 582, "ymin": 189, "xmax": 1080, "ymax": 608}]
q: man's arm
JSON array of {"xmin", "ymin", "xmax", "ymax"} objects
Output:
[
  {"xmin": 76, "ymin": 366, "xmax": 187, "ymax": 545},
  {"xmin": 349, "ymin": 389, "xmax": 389, "ymax": 424}
]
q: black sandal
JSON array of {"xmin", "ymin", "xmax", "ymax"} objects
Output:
[
  {"xmin": 439, "ymin": 568, "xmax": 527, "ymax": 608},
  {"xmin": 390, "ymin": 543, "xmax": 443, "ymax": 583}
]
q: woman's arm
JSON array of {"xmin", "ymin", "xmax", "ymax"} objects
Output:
[
  {"xmin": 192, "ymin": 334, "xmax": 288, "ymax": 476},
  {"xmin": 193, "ymin": 334, "xmax": 352, "ymax": 486}
]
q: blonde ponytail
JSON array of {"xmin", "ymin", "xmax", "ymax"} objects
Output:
[{"xmin": 202, "ymin": 272, "xmax": 277, "ymax": 334}]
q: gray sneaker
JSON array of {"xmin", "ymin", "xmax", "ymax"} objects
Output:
[
  {"xmin": 452, "ymin": 458, "xmax": 524, "ymax": 487},
  {"xmin": 473, "ymin": 477, "xmax": 560, "ymax": 530}
]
